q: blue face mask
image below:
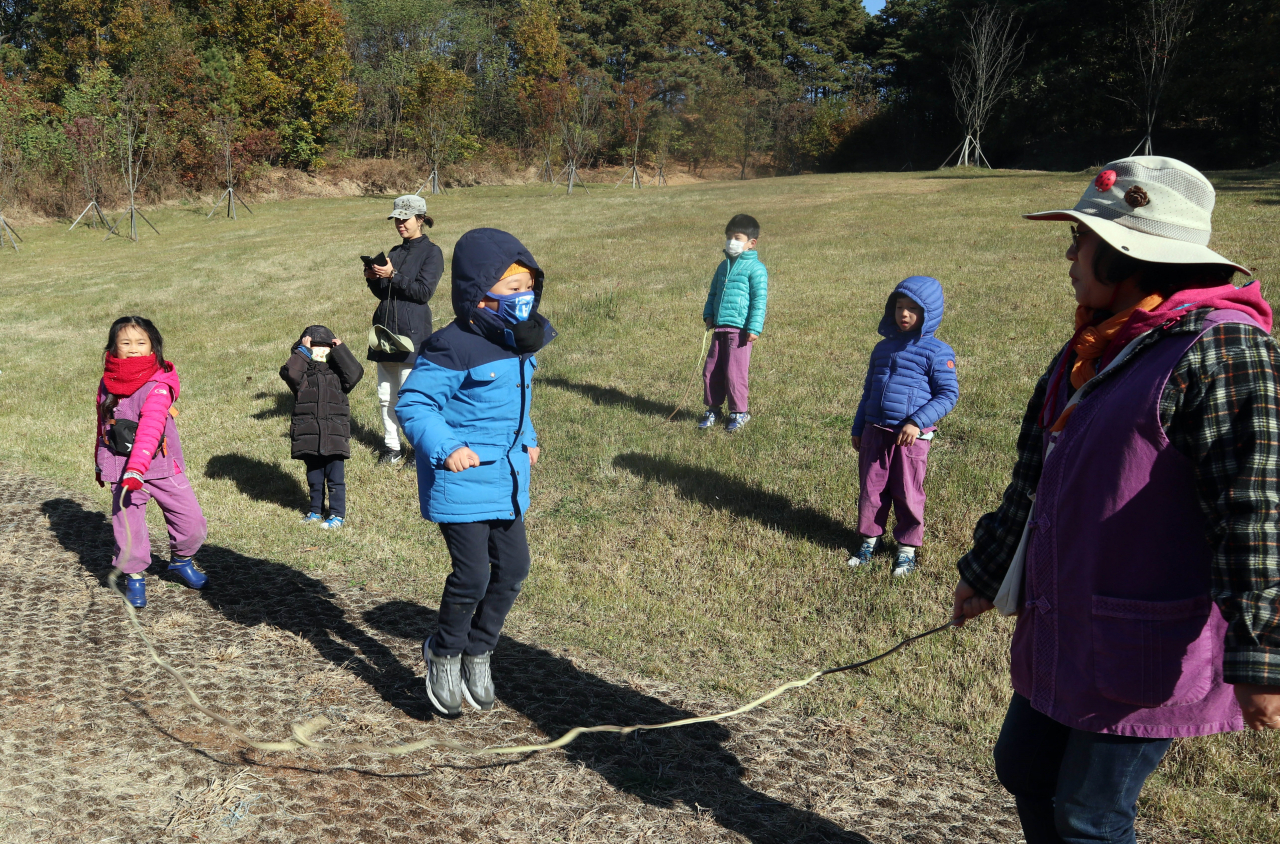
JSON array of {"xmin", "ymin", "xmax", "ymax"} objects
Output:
[{"xmin": 491, "ymin": 290, "xmax": 536, "ymax": 324}]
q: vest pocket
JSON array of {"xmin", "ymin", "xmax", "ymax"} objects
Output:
[{"xmin": 1091, "ymin": 594, "xmax": 1217, "ymax": 708}]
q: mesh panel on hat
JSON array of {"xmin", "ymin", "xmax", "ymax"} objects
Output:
[
  {"xmin": 1110, "ymin": 160, "xmax": 1215, "ymax": 211},
  {"xmin": 1080, "ymin": 205, "xmax": 1213, "ymax": 246}
]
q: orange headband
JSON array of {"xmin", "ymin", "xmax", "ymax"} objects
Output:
[{"xmin": 500, "ymin": 262, "xmax": 532, "ymax": 281}]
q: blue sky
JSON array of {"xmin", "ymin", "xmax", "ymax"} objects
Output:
[{"xmin": 864, "ymin": 0, "xmax": 887, "ymax": 13}]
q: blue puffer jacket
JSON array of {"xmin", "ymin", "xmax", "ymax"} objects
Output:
[
  {"xmin": 396, "ymin": 228, "xmax": 557, "ymax": 523},
  {"xmin": 852, "ymin": 275, "xmax": 959, "ymax": 436}
]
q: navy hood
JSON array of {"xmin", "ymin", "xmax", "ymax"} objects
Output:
[
  {"xmin": 450, "ymin": 228, "xmax": 545, "ymax": 323},
  {"xmin": 879, "ymin": 276, "xmax": 945, "ymax": 340}
]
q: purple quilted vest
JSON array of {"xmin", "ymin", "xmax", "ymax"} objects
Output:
[
  {"xmin": 1010, "ymin": 311, "xmax": 1250, "ymax": 738},
  {"xmin": 95, "ymin": 381, "xmax": 185, "ymax": 483}
]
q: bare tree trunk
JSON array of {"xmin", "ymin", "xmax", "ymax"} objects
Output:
[
  {"xmin": 944, "ymin": 5, "xmax": 1027, "ymax": 169},
  {"xmin": 1130, "ymin": 0, "xmax": 1198, "ymax": 156}
]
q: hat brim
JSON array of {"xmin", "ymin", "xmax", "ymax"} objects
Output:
[
  {"xmin": 1024, "ymin": 210, "xmax": 1249, "ymax": 274},
  {"xmin": 388, "ymin": 211, "xmax": 414, "ymax": 220}
]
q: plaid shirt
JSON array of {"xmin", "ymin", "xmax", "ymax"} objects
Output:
[{"xmin": 957, "ymin": 308, "xmax": 1280, "ymax": 686}]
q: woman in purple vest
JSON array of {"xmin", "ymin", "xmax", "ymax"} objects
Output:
[{"xmin": 951, "ymin": 157, "xmax": 1280, "ymax": 843}]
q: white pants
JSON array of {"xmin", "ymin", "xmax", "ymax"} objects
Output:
[{"xmin": 376, "ymin": 361, "xmax": 413, "ymax": 450}]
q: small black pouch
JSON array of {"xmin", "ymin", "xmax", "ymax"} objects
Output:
[{"xmin": 106, "ymin": 419, "xmax": 138, "ymax": 454}]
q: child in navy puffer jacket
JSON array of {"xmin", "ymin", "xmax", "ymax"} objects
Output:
[
  {"xmin": 396, "ymin": 228, "xmax": 556, "ymax": 717},
  {"xmin": 849, "ymin": 276, "xmax": 958, "ymax": 576}
]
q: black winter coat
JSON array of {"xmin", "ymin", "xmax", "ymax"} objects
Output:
[
  {"xmin": 366, "ymin": 234, "xmax": 444, "ymax": 363},
  {"xmin": 280, "ymin": 343, "xmax": 365, "ymax": 459}
]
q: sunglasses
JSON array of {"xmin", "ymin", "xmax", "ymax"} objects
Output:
[{"xmin": 1070, "ymin": 224, "xmax": 1091, "ymax": 248}]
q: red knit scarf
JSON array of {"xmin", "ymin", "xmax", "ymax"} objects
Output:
[{"xmin": 102, "ymin": 353, "xmax": 160, "ymax": 397}]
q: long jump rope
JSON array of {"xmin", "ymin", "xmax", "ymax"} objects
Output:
[
  {"xmin": 110, "ymin": 566, "xmax": 956, "ymax": 757},
  {"xmin": 106, "ymin": 306, "xmax": 959, "ymax": 757}
]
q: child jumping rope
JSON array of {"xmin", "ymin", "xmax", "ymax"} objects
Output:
[
  {"xmin": 95, "ymin": 316, "xmax": 209, "ymax": 608},
  {"xmin": 397, "ymin": 228, "xmax": 556, "ymax": 716}
]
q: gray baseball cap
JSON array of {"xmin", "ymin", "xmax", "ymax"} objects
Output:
[{"xmin": 388, "ymin": 194, "xmax": 433, "ymax": 226}]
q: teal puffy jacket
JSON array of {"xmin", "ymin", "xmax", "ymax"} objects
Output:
[{"xmin": 703, "ymin": 250, "xmax": 768, "ymax": 336}]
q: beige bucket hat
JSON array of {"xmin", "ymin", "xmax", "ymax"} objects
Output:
[{"xmin": 1024, "ymin": 156, "xmax": 1248, "ymax": 274}]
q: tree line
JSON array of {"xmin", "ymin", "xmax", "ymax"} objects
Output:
[{"xmin": 0, "ymin": 0, "xmax": 1275, "ymax": 215}]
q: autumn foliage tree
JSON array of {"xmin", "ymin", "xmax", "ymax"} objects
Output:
[{"xmin": 405, "ymin": 60, "xmax": 475, "ymax": 194}]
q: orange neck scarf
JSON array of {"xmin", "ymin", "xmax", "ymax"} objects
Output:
[{"xmin": 1049, "ymin": 294, "xmax": 1163, "ymax": 433}]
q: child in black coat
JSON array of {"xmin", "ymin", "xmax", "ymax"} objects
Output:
[{"xmin": 280, "ymin": 324, "xmax": 365, "ymax": 528}]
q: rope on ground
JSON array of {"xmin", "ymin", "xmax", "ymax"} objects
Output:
[
  {"xmin": 108, "ymin": 564, "xmax": 956, "ymax": 759},
  {"xmin": 666, "ymin": 328, "xmax": 713, "ymax": 422}
]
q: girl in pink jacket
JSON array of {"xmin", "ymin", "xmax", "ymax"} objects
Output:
[{"xmin": 96, "ymin": 316, "xmax": 208, "ymax": 608}]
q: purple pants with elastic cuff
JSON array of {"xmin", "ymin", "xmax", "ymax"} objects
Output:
[
  {"xmin": 703, "ymin": 328, "xmax": 754, "ymax": 413},
  {"xmin": 856, "ymin": 424, "xmax": 930, "ymax": 547},
  {"xmin": 111, "ymin": 472, "xmax": 208, "ymax": 574}
]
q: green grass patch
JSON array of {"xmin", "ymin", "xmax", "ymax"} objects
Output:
[{"xmin": 3, "ymin": 172, "xmax": 1278, "ymax": 840}]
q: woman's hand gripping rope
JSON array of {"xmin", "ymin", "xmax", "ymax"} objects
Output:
[
  {"xmin": 666, "ymin": 328, "xmax": 713, "ymax": 423},
  {"xmin": 109, "ymin": 567, "xmax": 958, "ymax": 757}
]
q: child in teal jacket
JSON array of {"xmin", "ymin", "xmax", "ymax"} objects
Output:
[{"xmin": 700, "ymin": 214, "xmax": 768, "ymax": 433}]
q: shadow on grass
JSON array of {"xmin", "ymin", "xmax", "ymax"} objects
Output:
[
  {"xmin": 204, "ymin": 453, "xmax": 307, "ymax": 511},
  {"xmin": 40, "ymin": 496, "xmax": 871, "ymax": 842},
  {"xmin": 254, "ymin": 389, "xmax": 389, "ymax": 456},
  {"xmin": 366, "ymin": 601, "xmax": 874, "ymax": 844},
  {"xmin": 541, "ymin": 376, "xmax": 698, "ymax": 422},
  {"xmin": 39, "ymin": 497, "xmax": 434, "ymax": 722},
  {"xmin": 613, "ymin": 452, "xmax": 853, "ymax": 552}
]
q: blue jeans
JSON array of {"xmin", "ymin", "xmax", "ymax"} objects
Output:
[{"xmin": 994, "ymin": 693, "xmax": 1171, "ymax": 844}]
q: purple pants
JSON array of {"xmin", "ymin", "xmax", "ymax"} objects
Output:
[
  {"xmin": 857, "ymin": 424, "xmax": 930, "ymax": 547},
  {"xmin": 111, "ymin": 473, "xmax": 208, "ymax": 574},
  {"xmin": 703, "ymin": 328, "xmax": 754, "ymax": 413}
]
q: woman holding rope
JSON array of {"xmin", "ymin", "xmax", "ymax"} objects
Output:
[{"xmin": 952, "ymin": 157, "xmax": 1280, "ymax": 843}]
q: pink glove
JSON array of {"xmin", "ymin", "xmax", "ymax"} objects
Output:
[{"xmin": 120, "ymin": 471, "xmax": 144, "ymax": 492}]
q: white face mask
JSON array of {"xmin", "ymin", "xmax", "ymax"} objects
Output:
[
  {"xmin": 311, "ymin": 345, "xmax": 330, "ymax": 362},
  {"xmin": 725, "ymin": 238, "xmax": 746, "ymax": 257}
]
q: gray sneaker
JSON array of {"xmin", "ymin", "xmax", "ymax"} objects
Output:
[
  {"xmin": 423, "ymin": 636, "xmax": 463, "ymax": 716},
  {"xmin": 725, "ymin": 411, "xmax": 752, "ymax": 432},
  {"xmin": 378, "ymin": 448, "xmax": 403, "ymax": 466},
  {"xmin": 461, "ymin": 652, "xmax": 495, "ymax": 711},
  {"xmin": 892, "ymin": 548, "xmax": 918, "ymax": 577}
]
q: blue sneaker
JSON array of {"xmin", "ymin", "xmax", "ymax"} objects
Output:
[
  {"xmin": 847, "ymin": 537, "xmax": 878, "ymax": 569},
  {"xmin": 892, "ymin": 547, "xmax": 918, "ymax": 577},
  {"xmin": 302, "ymin": 512, "xmax": 323, "ymax": 524},
  {"xmin": 320, "ymin": 515, "xmax": 344, "ymax": 530},
  {"xmin": 698, "ymin": 409, "xmax": 721, "ymax": 430},
  {"xmin": 124, "ymin": 575, "xmax": 146, "ymax": 608},
  {"xmin": 167, "ymin": 557, "xmax": 208, "ymax": 589},
  {"xmin": 725, "ymin": 411, "xmax": 752, "ymax": 432}
]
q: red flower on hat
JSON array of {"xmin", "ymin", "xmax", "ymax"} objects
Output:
[{"xmin": 1094, "ymin": 170, "xmax": 1117, "ymax": 192}]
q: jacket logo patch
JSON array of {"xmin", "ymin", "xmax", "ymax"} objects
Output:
[{"xmin": 946, "ymin": 360, "xmax": 955, "ymax": 368}]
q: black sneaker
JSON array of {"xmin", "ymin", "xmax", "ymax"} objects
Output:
[{"xmin": 377, "ymin": 448, "xmax": 403, "ymax": 466}]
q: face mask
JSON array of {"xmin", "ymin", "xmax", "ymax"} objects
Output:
[
  {"xmin": 725, "ymin": 238, "xmax": 746, "ymax": 257},
  {"xmin": 491, "ymin": 290, "xmax": 536, "ymax": 324},
  {"xmin": 310, "ymin": 345, "xmax": 330, "ymax": 362}
]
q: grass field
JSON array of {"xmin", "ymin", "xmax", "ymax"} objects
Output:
[{"xmin": 2, "ymin": 167, "xmax": 1278, "ymax": 841}]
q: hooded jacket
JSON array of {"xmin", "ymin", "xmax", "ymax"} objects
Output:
[
  {"xmin": 703, "ymin": 249, "xmax": 768, "ymax": 336},
  {"xmin": 280, "ymin": 325, "xmax": 365, "ymax": 459},
  {"xmin": 852, "ymin": 276, "xmax": 959, "ymax": 436},
  {"xmin": 366, "ymin": 234, "xmax": 445, "ymax": 363},
  {"xmin": 957, "ymin": 281, "xmax": 1279, "ymax": 731},
  {"xmin": 396, "ymin": 228, "xmax": 557, "ymax": 523}
]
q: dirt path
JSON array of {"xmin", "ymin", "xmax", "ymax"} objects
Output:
[{"xmin": 0, "ymin": 473, "xmax": 1024, "ymax": 843}]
